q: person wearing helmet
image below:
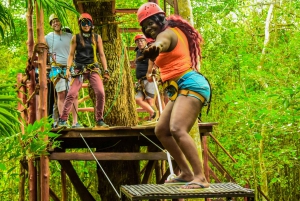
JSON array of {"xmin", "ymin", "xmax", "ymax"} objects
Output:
[
  {"xmin": 137, "ymin": 3, "xmax": 211, "ymax": 189},
  {"xmin": 45, "ymin": 14, "xmax": 81, "ymax": 128},
  {"xmin": 58, "ymin": 13, "xmax": 110, "ymax": 128},
  {"xmin": 133, "ymin": 34, "xmax": 156, "ymax": 122}
]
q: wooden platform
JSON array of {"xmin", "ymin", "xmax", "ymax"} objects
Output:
[
  {"xmin": 120, "ymin": 183, "xmax": 255, "ymax": 200},
  {"xmin": 51, "ymin": 123, "xmax": 217, "ymax": 149}
]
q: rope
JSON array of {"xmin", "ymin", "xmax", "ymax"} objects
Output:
[{"xmin": 79, "ymin": 133, "xmax": 120, "ymax": 198}]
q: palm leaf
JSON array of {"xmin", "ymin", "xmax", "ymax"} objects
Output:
[
  {"xmin": 0, "ymin": 89, "xmax": 20, "ymax": 137},
  {"xmin": 0, "ymin": 2, "xmax": 15, "ymax": 40},
  {"xmin": 28, "ymin": 0, "xmax": 79, "ymax": 26}
]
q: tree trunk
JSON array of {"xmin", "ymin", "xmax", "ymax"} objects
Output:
[
  {"xmin": 96, "ymin": 143, "xmax": 140, "ymax": 201},
  {"xmin": 35, "ymin": 2, "xmax": 49, "ymax": 201}
]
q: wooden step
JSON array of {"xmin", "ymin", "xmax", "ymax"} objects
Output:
[
  {"xmin": 119, "ymin": 28, "xmax": 141, "ymax": 33},
  {"xmin": 77, "ymin": 107, "xmax": 146, "ymax": 113},
  {"xmin": 127, "ymin": 47, "xmax": 136, "ymax": 51},
  {"xmin": 115, "ymin": 9, "xmax": 138, "ymax": 14}
]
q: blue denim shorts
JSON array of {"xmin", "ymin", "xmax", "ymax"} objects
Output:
[{"xmin": 167, "ymin": 71, "xmax": 211, "ymax": 104}]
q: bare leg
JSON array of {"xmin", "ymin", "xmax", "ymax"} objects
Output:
[
  {"xmin": 156, "ymin": 96, "xmax": 209, "ymax": 188},
  {"xmin": 57, "ymin": 90, "xmax": 66, "ymax": 116},
  {"xmin": 136, "ymin": 97, "xmax": 155, "ymax": 117},
  {"xmin": 155, "ymin": 100, "xmax": 194, "ymax": 182}
]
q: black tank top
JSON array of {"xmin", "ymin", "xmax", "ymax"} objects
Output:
[
  {"xmin": 75, "ymin": 34, "xmax": 98, "ymax": 64},
  {"xmin": 135, "ymin": 49, "xmax": 149, "ymax": 79}
]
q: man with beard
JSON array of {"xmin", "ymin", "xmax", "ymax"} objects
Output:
[{"xmin": 45, "ymin": 14, "xmax": 81, "ymax": 128}]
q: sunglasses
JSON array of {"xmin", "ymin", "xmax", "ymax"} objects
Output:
[{"xmin": 81, "ymin": 19, "xmax": 92, "ymax": 27}]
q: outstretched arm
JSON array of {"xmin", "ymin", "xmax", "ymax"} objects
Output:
[{"xmin": 138, "ymin": 29, "xmax": 174, "ymax": 61}]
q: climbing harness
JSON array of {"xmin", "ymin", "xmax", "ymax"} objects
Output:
[
  {"xmin": 135, "ymin": 76, "xmax": 148, "ymax": 96},
  {"xmin": 162, "ymin": 70, "xmax": 212, "ymax": 115},
  {"xmin": 79, "ymin": 133, "xmax": 120, "ymax": 198}
]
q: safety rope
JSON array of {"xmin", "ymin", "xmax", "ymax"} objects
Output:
[{"xmin": 79, "ymin": 133, "xmax": 120, "ymax": 198}]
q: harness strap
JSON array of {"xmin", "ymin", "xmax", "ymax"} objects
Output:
[
  {"xmin": 51, "ymin": 62, "xmax": 66, "ymax": 67},
  {"xmin": 178, "ymin": 89, "xmax": 205, "ymax": 104}
]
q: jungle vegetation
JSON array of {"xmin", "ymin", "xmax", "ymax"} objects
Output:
[{"xmin": 0, "ymin": 0, "xmax": 299, "ymax": 200}]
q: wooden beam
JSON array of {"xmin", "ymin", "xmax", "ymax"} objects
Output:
[
  {"xmin": 50, "ymin": 152, "xmax": 168, "ymax": 160},
  {"xmin": 58, "ymin": 160, "xmax": 95, "ymax": 201},
  {"xmin": 127, "ymin": 46, "xmax": 136, "ymax": 51},
  {"xmin": 78, "ymin": 107, "xmax": 94, "ymax": 112},
  {"xmin": 119, "ymin": 28, "xmax": 141, "ymax": 33},
  {"xmin": 115, "ymin": 9, "xmax": 138, "ymax": 13},
  {"xmin": 77, "ymin": 107, "xmax": 148, "ymax": 112}
]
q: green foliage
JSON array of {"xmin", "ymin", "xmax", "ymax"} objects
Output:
[
  {"xmin": 0, "ymin": 85, "xmax": 20, "ymax": 137},
  {"xmin": 27, "ymin": 0, "xmax": 79, "ymax": 26},
  {"xmin": 0, "ymin": 2, "xmax": 15, "ymax": 40},
  {"xmin": 0, "ymin": 0, "xmax": 299, "ymax": 200},
  {"xmin": 192, "ymin": 1, "xmax": 300, "ymax": 200}
]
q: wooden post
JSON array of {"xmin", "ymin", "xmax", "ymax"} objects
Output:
[
  {"xmin": 26, "ymin": 0, "xmax": 38, "ymax": 200},
  {"xmin": 17, "ymin": 74, "xmax": 26, "ymax": 201},
  {"xmin": 35, "ymin": 2, "xmax": 49, "ymax": 201},
  {"xmin": 61, "ymin": 169, "xmax": 68, "ymax": 201},
  {"xmin": 202, "ymin": 134, "xmax": 209, "ymax": 182}
]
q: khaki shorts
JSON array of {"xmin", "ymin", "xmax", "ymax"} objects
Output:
[
  {"xmin": 135, "ymin": 79, "xmax": 155, "ymax": 99},
  {"xmin": 54, "ymin": 77, "xmax": 71, "ymax": 93}
]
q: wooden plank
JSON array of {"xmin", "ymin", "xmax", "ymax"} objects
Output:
[
  {"xmin": 55, "ymin": 128, "xmax": 156, "ymax": 138},
  {"xmin": 78, "ymin": 107, "xmax": 94, "ymax": 112},
  {"xmin": 127, "ymin": 47, "xmax": 136, "ymax": 51},
  {"xmin": 50, "ymin": 152, "xmax": 168, "ymax": 160},
  {"xmin": 119, "ymin": 28, "xmax": 141, "ymax": 33},
  {"xmin": 82, "ymin": 83, "xmax": 88, "ymax": 88},
  {"xmin": 77, "ymin": 107, "xmax": 148, "ymax": 112},
  {"xmin": 115, "ymin": 9, "xmax": 138, "ymax": 14}
]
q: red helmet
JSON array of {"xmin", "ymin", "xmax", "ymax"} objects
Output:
[
  {"xmin": 134, "ymin": 34, "xmax": 146, "ymax": 42},
  {"xmin": 137, "ymin": 2, "xmax": 165, "ymax": 25},
  {"xmin": 78, "ymin": 13, "xmax": 93, "ymax": 24},
  {"xmin": 146, "ymin": 38, "xmax": 155, "ymax": 44}
]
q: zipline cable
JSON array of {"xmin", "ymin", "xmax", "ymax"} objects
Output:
[{"xmin": 79, "ymin": 133, "xmax": 120, "ymax": 198}]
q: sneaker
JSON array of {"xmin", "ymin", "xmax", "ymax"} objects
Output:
[
  {"xmin": 57, "ymin": 119, "xmax": 70, "ymax": 128},
  {"xmin": 95, "ymin": 120, "xmax": 109, "ymax": 128},
  {"xmin": 72, "ymin": 123, "xmax": 84, "ymax": 128}
]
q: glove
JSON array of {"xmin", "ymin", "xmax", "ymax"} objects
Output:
[{"xmin": 137, "ymin": 45, "xmax": 161, "ymax": 62}]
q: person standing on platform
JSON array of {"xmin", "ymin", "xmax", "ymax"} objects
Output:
[
  {"xmin": 137, "ymin": 2, "xmax": 211, "ymax": 189},
  {"xmin": 134, "ymin": 34, "xmax": 156, "ymax": 121},
  {"xmin": 58, "ymin": 13, "xmax": 110, "ymax": 128},
  {"xmin": 45, "ymin": 14, "xmax": 81, "ymax": 128}
]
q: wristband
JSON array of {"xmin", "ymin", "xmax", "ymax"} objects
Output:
[{"xmin": 104, "ymin": 69, "xmax": 109, "ymax": 74}]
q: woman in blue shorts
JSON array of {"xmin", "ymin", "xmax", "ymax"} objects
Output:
[{"xmin": 137, "ymin": 3, "xmax": 211, "ymax": 189}]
